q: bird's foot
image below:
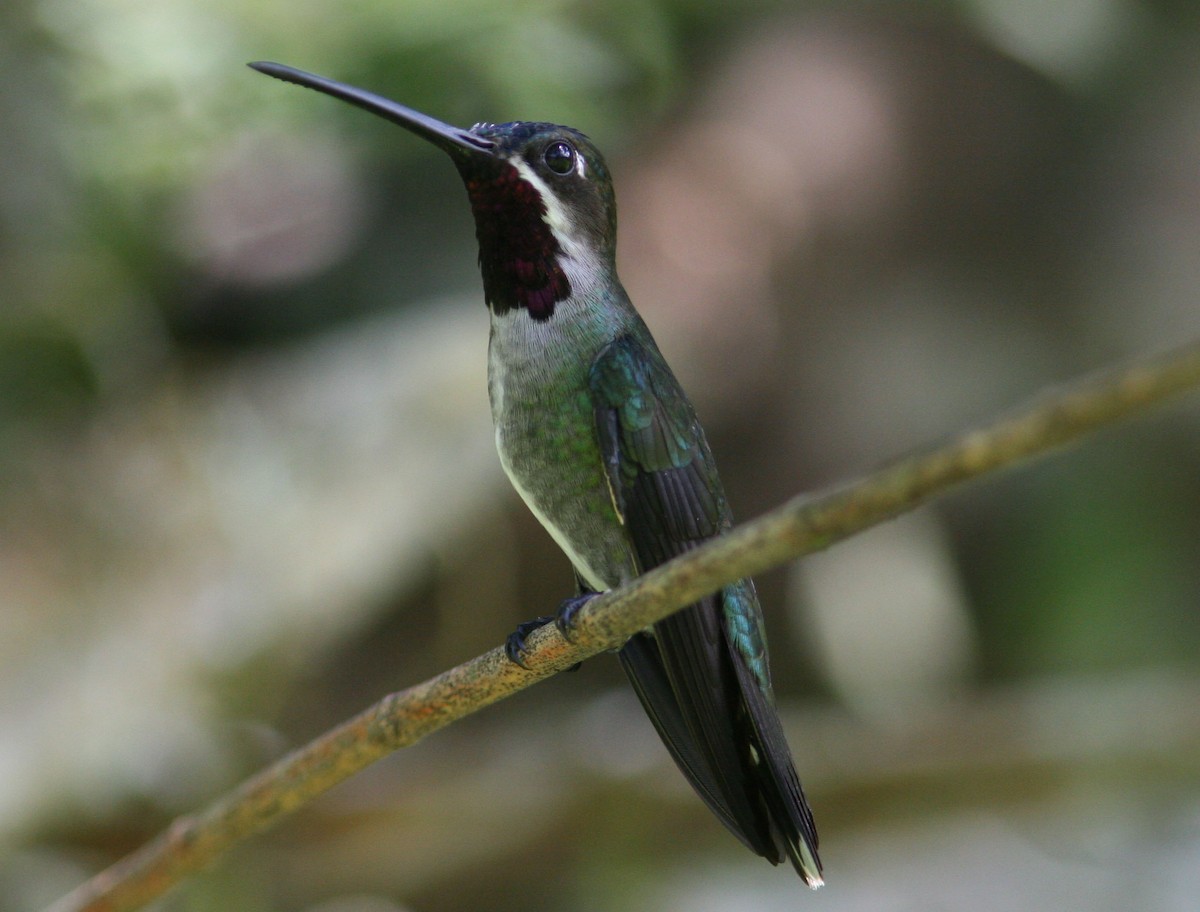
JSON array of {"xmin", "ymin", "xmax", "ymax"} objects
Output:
[
  {"xmin": 503, "ymin": 591, "xmax": 601, "ymax": 670},
  {"xmin": 555, "ymin": 591, "xmax": 600, "ymax": 643},
  {"xmin": 505, "ymin": 616, "xmax": 554, "ymax": 669}
]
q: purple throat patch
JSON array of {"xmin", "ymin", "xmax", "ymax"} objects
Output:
[{"xmin": 465, "ymin": 164, "xmax": 571, "ymax": 320}]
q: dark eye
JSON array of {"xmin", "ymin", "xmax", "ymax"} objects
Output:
[{"xmin": 543, "ymin": 140, "xmax": 575, "ymax": 175}]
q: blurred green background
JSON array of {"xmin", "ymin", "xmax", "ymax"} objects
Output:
[{"xmin": 3, "ymin": 0, "xmax": 1200, "ymax": 910}]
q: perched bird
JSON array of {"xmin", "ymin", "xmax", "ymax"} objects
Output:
[{"xmin": 250, "ymin": 61, "xmax": 822, "ymax": 885}]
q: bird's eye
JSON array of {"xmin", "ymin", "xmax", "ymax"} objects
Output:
[{"xmin": 543, "ymin": 141, "xmax": 575, "ymax": 175}]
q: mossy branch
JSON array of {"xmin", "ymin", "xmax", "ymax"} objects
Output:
[{"xmin": 47, "ymin": 340, "xmax": 1200, "ymax": 912}]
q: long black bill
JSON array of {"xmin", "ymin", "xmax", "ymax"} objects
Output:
[{"xmin": 248, "ymin": 61, "xmax": 495, "ymax": 160}]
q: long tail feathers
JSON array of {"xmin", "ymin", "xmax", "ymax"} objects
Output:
[{"xmin": 617, "ymin": 593, "xmax": 822, "ymax": 887}]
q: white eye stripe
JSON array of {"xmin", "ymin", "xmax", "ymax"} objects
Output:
[{"xmin": 509, "ymin": 156, "xmax": 588, "ymax": 260}]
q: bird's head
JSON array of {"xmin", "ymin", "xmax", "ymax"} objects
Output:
[{"xmin": 250, "ymin": 62, "xmax": 617, "ymax": 322}]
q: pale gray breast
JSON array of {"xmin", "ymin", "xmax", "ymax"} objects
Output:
[{"xmin": 486, "ymin": 308, "xmax": 637, "ymax": 590}]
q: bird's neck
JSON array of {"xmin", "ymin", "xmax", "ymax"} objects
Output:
[
  {"xmin": 486, "ymin": 268, "xmax": 635, "ymax": 381},
  {"xmin": 461, "ymin": 158, "xmax": 617, "ymax": 324}
]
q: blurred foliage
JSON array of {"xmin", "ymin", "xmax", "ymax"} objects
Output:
[{"xmin": 3, "ymin": 0, "xmax": 1200, "ymax": 910}]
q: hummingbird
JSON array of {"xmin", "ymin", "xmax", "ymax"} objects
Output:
[{"xmin": 250, "ymin": 61, "xmax": 822, "ymax": 886}]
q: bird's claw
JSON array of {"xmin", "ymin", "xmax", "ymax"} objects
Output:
[
  {"xmin": 505, "ymin": 616, "xmax": 553, "ymax": 669},
  {"xmin": 504, "ymin": 591, "xmax": 601, "ymax": 670},
  {"xmin": 555, "ymin": 591, "xmax": 600, "ymax": 643}
]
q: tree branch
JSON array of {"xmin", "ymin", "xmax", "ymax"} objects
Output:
[{"xmin": 47, "ymin": 340, "xmax": 1200, "ymax": 912}]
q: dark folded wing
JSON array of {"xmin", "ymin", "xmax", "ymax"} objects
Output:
[{"xmin": 589, "ymin": 332, "xmax": 821, "ymax": 883}]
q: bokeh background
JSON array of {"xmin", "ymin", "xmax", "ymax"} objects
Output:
[{"xmin": 4, "ymin": 0, "xmax": 1200, "ymax": 910}]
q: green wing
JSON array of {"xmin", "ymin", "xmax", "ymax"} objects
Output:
[{"xmin": 589, "ymin": 332, "xmax": 821, "ymax": 883}]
